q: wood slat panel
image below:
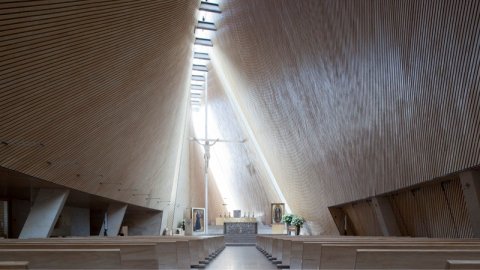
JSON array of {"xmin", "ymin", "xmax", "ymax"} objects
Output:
[
  {"xmin": 213, "ymin": 0, "xmax": 480, "ymax": 234},
  {"xmin": 0, "ymin": 0, "xmax": 197, "ymax": 209},
  {"xmin": 388, "ymin": 178, "xmax": 474, "ymax": 238}
]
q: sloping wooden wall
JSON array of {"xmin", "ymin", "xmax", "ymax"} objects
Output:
[
  {"xmin": 213, "ymin": 0, "xmax": 480, "ymax": 234},
  {"xmin": 0, "ymin": 0, "xmax": 197, "ymax": 209},
  {"xmin": 2, "ymin": 0, "xmax": 480, "ymax": 235},
  {"xmin": 334, "ymin": 176, "xmax": 475, "ymax": 238}
]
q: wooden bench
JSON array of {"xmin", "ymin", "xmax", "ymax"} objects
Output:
[
  {"xmin": 147, "ymin": 235, "xmax": 224, "ymax": 268},
  {"xmin": 318, "ymin": 243, "xmax": 480, "ymax": 269},
  {"xmin": 0, "ymin": 249, "xmax": 121, "ymax": 269},
  {"xmin": 300, "ymin": 239, "xmax": 480, "ymax": 269},
  {"xmin": 446, "ymin": 260, "xmax": 480, "ymax": 269},
  {"xmin": 0, "ymin": 235, "xmax": 225, "ymax": 269},
  {"xmin": 0, "ymin": 240, "xmax": 176, "ymax": 269},
  {"xmin": 0, "ymin": 261, "xmax": 29, "ymax": 269},
  {"xmin": 354, "ymin": 249, "xmax": 480, "ymax": 269},
  {"xmin": 257, "ymin": 235, "xmax": 480, "ymax": 270}
]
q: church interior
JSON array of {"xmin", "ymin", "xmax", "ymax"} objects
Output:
[{"xmin": 1, "ymin": 0, "xmax": 480, "ymax": 269}]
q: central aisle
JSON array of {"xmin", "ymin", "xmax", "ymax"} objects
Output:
[{"xmin": 206, "ymin": 246, "xmax": 277, "ymax": 270}]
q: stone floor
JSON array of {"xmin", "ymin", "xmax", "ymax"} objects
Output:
[{"xmin": 206, "ymin": 246, "xmax": 277, "ymax": 269}]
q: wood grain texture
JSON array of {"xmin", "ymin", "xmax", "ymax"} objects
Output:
[
  {"xmin": 1, "ymin": 0, "xmax": 480, "ymax": 236},
  {"xmin": 212, "ymin": 0, "xmax": 480, "ymax": 234},
  {"xmin": 389, "ymin": 178, "xmax": 474, "ymax": 238},
  {"xmin": 0, "ymin": 1, "xmax": 197, "ymax": 209},
  {"xmin": 337, "ymin": 177, "xmax": 474, "ymax": 237}
]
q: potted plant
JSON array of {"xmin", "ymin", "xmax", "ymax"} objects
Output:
[
  {"xmin": 281, "ymin": 213, "xmax": 294, "ymax": 226},
  {"xmin": 291, "ymin": 215, "xmax": 305, "ymax": 235}
]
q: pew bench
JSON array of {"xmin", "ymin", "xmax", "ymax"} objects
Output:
[
  {"xmin": 257, "ymin": 235, "xmax": 480, "ymax": 270},
  {"xmin": 317, "ymin": 243, "xmax": 480, "ymax": 269},
  {"xmin": 0, "ymin": 235, "xmax": 225, "ymax": 269},
  {"xmin": 354, "ymin": 249, "xmax": 480, "ymax": 269},
  {"xmin": 446, "ymin": 260, "xmax": 480, "ymax": 269},
  {"xmin": 0, "ymin": 249, "xmax": 121, "ymax": 269},
  {"xmin": 0, "ymin": 261, "xmax": 29, "ymax": 269}
]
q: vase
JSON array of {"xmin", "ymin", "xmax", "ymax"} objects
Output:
[{"xmin": 295, "ymin": 225, "xmax": 300, "ymax": 235}]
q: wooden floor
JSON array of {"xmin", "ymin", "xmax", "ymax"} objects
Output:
[{"xmin": 206, "ymin": 246, "xmax": 277, "ymax": 269}]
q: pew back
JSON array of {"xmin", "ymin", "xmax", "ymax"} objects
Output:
[{"xmin": 355, "ymin": 249, "xmax": 480, "ymax": 269}]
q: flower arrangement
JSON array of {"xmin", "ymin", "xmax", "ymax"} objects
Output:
[
  {"xmin": 291, "ymin": 215, "xmax": 305, "ymax": 227},
  {"xmin": 281, "ymin": 213, "xmax": 294, "ymax": 225}
]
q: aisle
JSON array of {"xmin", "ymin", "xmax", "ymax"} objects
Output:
[{"xmin": 206, "ymin": 246, "xmax": 277, "ymax": 270}]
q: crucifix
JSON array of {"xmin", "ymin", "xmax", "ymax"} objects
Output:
[{"xmin": 191, "ymin": 71, "xmax": 245, "ymax": 234}]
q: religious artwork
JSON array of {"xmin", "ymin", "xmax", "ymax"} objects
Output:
[
  {"xmin": 192, "ymin": 208, "xmax": 205, "ymax": 233},
  {"xmin": 271, "ymin": 203, "xmax": 285, "ymax": 224}
]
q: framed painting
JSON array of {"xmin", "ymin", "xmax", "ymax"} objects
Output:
[
  {"xmin": 192, "ymin": 208, "xmax": 205, "ymax": 233},
  {"xmin": 271, "ymin": 203, "xmax": 285, "ymax": 224}
]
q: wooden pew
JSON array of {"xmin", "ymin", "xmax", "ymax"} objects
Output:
[
  {"xmin": 258, "ymin": 235, "xmax": 480, "ymax": 270},
  {"xmin": 0, "ymin": 235, "xmax": 225, "ymax": 269},
  {"xmin": 354, "ymin": 249, "xmax": 480, "ymax": 269},
  {"xmin": 0, "ymin": 249, "xmax": 121, "ymax": 269},
  {"xmin": 154, "ymin": 235, "xmax": 224, "ymax": 267},
  {"xmin": 0, "ymin": 261, "xmax": 29, "ymax": 269},
  {"xmin": 318, "ymin": 243, "xmax": 480, "ymax": 269},
  {"xmin": 257, "ymin": 235, "xmax": 343, "ymax": 268},
  {"xmin": 446, "ymin": 260, "xmax": 480, "ymax": 269},
  {"xmin": 0, "ymin": 240, "xmax": 175, "ymax": 269},
  {"xmin": 290, "ymin": 236, "xmax": 480, "ymax": 269}
]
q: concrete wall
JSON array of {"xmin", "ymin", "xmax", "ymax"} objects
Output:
[
  {"xmin": 123, "ymin": 211, "xmax": 162, "ymax": 236},
  {"xmin": 51, "ymin": 206, "xmax": 90, "ymax": 237}
]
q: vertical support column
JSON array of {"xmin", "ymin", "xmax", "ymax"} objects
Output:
[
  {"xmin": 19, "ymin": 189, "xmax": 69, "ymax": 239},
  {"xmin": 459, "ymin": 170, "xmax": 480, "ymax": 237},
  {"xmin": 99, "ymin": 203, "xmax": 127, "ymax": 237},
  {"xmin": 371, "ymin": 196, "xmax": 402, "ymax": 236}
]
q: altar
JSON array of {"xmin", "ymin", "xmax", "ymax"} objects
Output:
[
  {"xmin": 215, "ymin": 217, "xmax": 256, "ymax": 226},
  {"xmin": 223, "ymin": 221, "xmax": 257, "ymax": 235}
]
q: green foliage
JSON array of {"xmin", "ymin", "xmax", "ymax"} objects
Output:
[
  {"xmin": 282, "ymin": 213, "xmax": 306, "ymax": 227},
  {"xmin": 291, "ymin": 215, "xmax": 305, "ymax": 227},
  {"xmin": 281, "ymin": 213, "xmax": 294, "ymax": 224}
]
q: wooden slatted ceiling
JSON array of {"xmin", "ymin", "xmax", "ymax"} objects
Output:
[
  {"xmin": 212, "ymin": 0, "xmax": 480, "ymax": 234},
  {"xmin": 0, "ymin": 0, "xmax": 197, "ymax": 209}
]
